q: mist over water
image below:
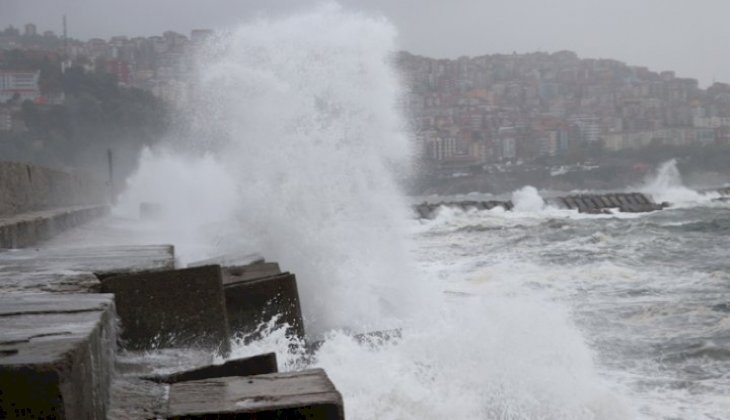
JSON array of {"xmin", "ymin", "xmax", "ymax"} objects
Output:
[{"xmin": 114, "ymin": 5, "xmax": 663, "ymax": 419}]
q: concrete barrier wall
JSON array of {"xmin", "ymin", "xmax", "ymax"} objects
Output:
[
  {"xmin": 0, "ymin": 205, "xmax": 110, "ymax": 249},
  {"xmin": 0, "ymin": 161, "xmax": 108, "ymax": 216}
]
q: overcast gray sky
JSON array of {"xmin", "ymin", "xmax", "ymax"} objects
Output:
[{"xmin": 2, "ymin": 0, "xmax": 729, "ymax": 86}]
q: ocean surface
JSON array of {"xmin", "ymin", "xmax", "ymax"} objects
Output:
[{"xmin": 397, "ymin": 186, "xmax": 730, "ymax": 419}]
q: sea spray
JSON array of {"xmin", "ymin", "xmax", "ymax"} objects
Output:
[
  {"xmin": 115, "ymin": 148, "xmax": 240, "ymax": 262},
  {"xmin": 512, "ymin": 186, "xmax": 545, "ymax": 212},
  {"xmin": 119, "ymin": 3, "xmax": 424, "ymax": 335},
  {"xmin": 638, "ymin": 159, "xmax": 716, "ymax": 205}
]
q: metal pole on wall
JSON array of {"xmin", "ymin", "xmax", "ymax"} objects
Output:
[{"xmin": 107, "ymin": 148, "xmax": 116, "ymax": 205}]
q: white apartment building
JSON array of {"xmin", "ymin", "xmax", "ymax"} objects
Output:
[{"xmin": 0, "ymin": 70, "xmax": 41, "ymax": 102}]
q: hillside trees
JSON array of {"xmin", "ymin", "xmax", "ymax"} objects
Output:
[{"xmin": 0, "ymin": 50, "xmax": 169, "ymax": 181}]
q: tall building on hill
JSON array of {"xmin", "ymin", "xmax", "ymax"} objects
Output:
[{"xmin": 24, "ymin": 23, "xmax": 37, "ymax": 37}]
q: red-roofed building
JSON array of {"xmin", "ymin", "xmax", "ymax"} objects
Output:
[{"xmin": 107, "ymin": 59, "xmax": 131, "ymax": 85}]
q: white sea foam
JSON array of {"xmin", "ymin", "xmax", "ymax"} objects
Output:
[
  {"xmin": 638, "ymin": 159, "xmax": 718, "ymax": 206},
  {"xmin": 512, "ymin": 185, "xmax": 545, "ymax": 212}
]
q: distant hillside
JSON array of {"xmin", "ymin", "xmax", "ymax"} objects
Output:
[
  {"xmin": 397, "ymin": 50, "xmax": 730, "ymax": 161},
  {"xmin": 0, "ymin": 49, "xmax": 169, "ymax": 182},
  {"xmin": 396, "ymin": 50, "xmax": 730, "ymax": 193}
]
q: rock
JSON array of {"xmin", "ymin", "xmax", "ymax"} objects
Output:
[
  {"xmin": 0, "ymin": 293, "xmax": 116, "ymax": 419},
  {"xmin": 100, "ymin": 265, "xmax": 230, "ymax": 354},
  {"xmin": 146, "ymin": 353, "xmax": 278, "ymax": 384},
  {"xmin": 224, "ymin": 272, "xmax": 304, "ymax": 342},
  {"xmin": 165, "ymin": 368, "xmax": 344, "ymax": 419}
]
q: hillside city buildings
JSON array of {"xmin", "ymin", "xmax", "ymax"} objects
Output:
[
  {"xmin": 2, "ymin": 22, "xmax": 730, "ymax": 170},
  {"xmin": 397, "ymin": 51, "xmax": 730, "ymax": 169}
]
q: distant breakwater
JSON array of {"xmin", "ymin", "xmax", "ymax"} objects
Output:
[{"xmin": 414, "ymin": 191, "xmax": 688, "ymax": 218}]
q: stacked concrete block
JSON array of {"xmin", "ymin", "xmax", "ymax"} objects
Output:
[
  {"xmin": 0, "ymin": 294, "xmax": 116, "ymax": 419},
  {"xmin": 166, "ymin": 369, "xmax": 344, "ymax": 419},
  {"xmin": 2, "ymin": 239, "xmax": 342, "ymax": 418},
  {"xmin": 100, "ymin": 265, "xmax": 231, "ymax": 354},
  {"xmin": 224, "ymin": 262, "xmax": 281, "ymax": 282},
  {"xmin": 224, "ymin": 270, "xmax": 305, "ymax": 342},
  {"xmin": 147, "ymin": 353, "xmax": 278, "ymax": 384}
]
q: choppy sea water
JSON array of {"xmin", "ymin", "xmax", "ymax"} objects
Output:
[{"xmin": 400, "ymin": 195, "xmax": 730, "ymax": 419}]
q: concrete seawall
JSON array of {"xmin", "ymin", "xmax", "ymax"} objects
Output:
[
  {"xmin": 0, "ymin": 162, "xmax": 109, "ymax": 248},
  {"xmin": 0, "ymin": 161, "xmax": 107, "ymax": 217},
  {"xmin": 0, "ymin": 205, "xmax": 110, "ymax": 249}
]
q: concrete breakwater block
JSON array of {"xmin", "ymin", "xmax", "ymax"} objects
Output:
[
  {"xmin": 0, "ymin": 245, "xmax": 175, "ymax": 294},
  {"xmin": 0, "ymin": 205, "xmax": 109, "ymax": 249},
  {"xmin": 414, "ymin": 200, "xmax": 512, "ymax": 218},
  {"xmin": 0, "ymin": 293, "xmax": 116, "ymax": 419},
  {"xmin": 222, "ymin": 262, "xmax": 281, "ymax": 284},
  {"xmin": 165, "ymin": 368, "xmax": 344, "ymax": 419},
  {"xmin": 188, "ymin": 253, "xmax": 264, "ymax": 268},
  {"xmin": 415, "ymin": 193, "xmax": 667, "ymax": 217},
  {"xmin": 553, "ymin": 193, "xmax": 664, "ymax": 214},
  {"xmin": 224, "ymin": 271, "xmax": 305, "ymax": 342},
  {"xmin": 146, "ymin": 352, "xmax": 278, "ymax": 384},
  {"xmin": 101, "ymin": 265, "xmax": 231, "ymax": 354}
]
